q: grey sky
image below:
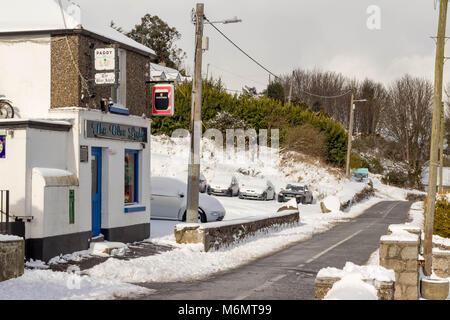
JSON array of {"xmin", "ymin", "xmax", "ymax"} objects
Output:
[{"xmin": 76, "ymin": 0, "xmax": 445, "ymax": 93}]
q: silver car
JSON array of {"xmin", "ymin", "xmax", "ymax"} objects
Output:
[
  {"xmin": 238, "ymin": 179, "xmax": 276, "ymax": 200},
  {"xmin": 207, "ymin": 175, "xmax": 239, "ymax": 197},
  {"xmin": 150, "ymin": 176, "xmax": 226, "ymax": 222}
]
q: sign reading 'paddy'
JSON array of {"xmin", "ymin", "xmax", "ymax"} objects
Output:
[{"xmin": 85, "ymin": 120, "xmax": 147, "ymax": 143}]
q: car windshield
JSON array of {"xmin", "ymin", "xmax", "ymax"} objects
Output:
[{"xmin": 285, "ymin": 184, "xmax": 304, "ymax": 192}]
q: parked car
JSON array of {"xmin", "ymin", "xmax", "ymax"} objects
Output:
[
  {"xmin": 150, "ymin": 176, "xmax": 226, "ymax": 222},
  {"xmin": 238, "ymin": 178, "xmax": 276, "ymax": 200},
  {"xmin": 277, "ymin": 184, "xmax": 313, "ymax": 204},
  {"xmin": 353, "ymin": 168, "xmax": 369, "ymax": 182},
  {"xmin": 207, "ymin": 175, "xmax": 239, "ymax": 197},
  {"xmin": 199, "ymin": 173, "xmax": 207, "ymax": 193}
]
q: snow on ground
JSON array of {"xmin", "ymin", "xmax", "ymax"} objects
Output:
[
  {"xmin": 0, "ymin": 135, "xmax": 425, "ymax": 298},
  {"xmin": 86, "ymin": 197, "xmax": 384, "ymax": 283},
  {"xmin": 323, "ymin": 274, "xmax": 378, "ymax": 300},
  {"xmin": 0, "ymin": 269, "xmax": 153, "ymax": 300}
]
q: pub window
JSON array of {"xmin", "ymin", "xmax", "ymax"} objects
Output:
[{"xmin": 124, "ymin": 149, "xmax": 139, "ymax": 204}]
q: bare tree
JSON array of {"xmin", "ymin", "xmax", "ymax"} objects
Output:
[
  {"xmin": 354, "ymin": 79, "xmax": 388, "ymax": 135},
  {"xmin": 280, "ymin": 68, "xmax": 351, "ymax": 125},
  {"xmin": 382, "ymin": 75, "xmax": 433, "ymax": 184}
]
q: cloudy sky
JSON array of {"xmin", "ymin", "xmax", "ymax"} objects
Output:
[{"xmin": 76, "ymin": 0, "xmax": 445, "ymax": 93}]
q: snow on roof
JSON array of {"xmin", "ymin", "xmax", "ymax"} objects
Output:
[
  {"xmin": 150, "ymin": 63, "xmax": 179, "ymax": 74},
  {"xmin": 0, "ymin": 0, "xmax": 155, "ymax": 57},
  {"xmin": 421, "ymin": 166, "xmax": 450, "ymax": 186}
]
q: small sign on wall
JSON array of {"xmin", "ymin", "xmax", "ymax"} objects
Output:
[
  {"xmin": 80, "ymin": 145, "xmax": 88, "ymax": 162},
  {"xmin": 94, "ymin": 48, "xmax": 115, "ymax": 71},
  {"xmin": 0, "ymin": 136, "xmax": 5, "ymax": 158}
]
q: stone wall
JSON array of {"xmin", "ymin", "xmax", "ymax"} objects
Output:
[
  {"xmin": 314, "ymin": 276, "xmax": 395, "ymax": 300},
  {"xmin": 432, "ymin": 249, "xmax": 450, "ymax": 278},
  {"xmin": 174, "ymin": 211, "xmax": 299, "ymax": 252},
  {"xmin": 0, "ymin": 239, "xmax": 24, "ymax": 282},
  {"xmin": 51, "ymin": 34, "xmax": 151, "ymax": 116},
  {"xmin": 379, "ymin": 233, "xmax": 420, "ymax": 300}
]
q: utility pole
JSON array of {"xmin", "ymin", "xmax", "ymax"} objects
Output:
[
  {"xmin": 288, "ymin": 70, "xmax": 294, "ymax": 104},
  {"xmin": 439, "ymin": 101, "xmax": 445, "ymax": 193},
  {"xmin": 186, "ymin": 3, "xmax": 204, "ymax": 223},
  {"xmin": 424, "ymin": 0, "xmax": 448, "ymax": 276},
  {"xmin": 345, "ymin": 89, "xmax": 355, "ymax": 178}
]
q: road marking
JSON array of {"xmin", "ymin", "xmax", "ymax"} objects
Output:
[
  {"xmin": 234, "ymin": 274, "xmax": 287, "ymax": 300},
  {"xmin": 234, "ymin": 201, "xmax": 402, "ymax": 300},
  {"xmin": 305, "ymin": 229, "xmax": 364, "ymax": 264},
  {"xmin": 304, "ymin": 202, "xmax": 401, "ymax": 264}
]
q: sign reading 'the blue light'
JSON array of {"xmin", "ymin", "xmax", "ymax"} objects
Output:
[{"xmin": 85, "ymin": 120, "xmax": 147, "ymax": 143}]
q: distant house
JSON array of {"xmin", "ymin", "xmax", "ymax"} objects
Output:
[
  {"xmin": 0, "ymin": 0, "xmax": 156, "ymax": 261},
  {"xmin": 150, "ymin": 63, "xmax": 189, "ymax": 84},
  {"xmin": 421, "ymin": 167, "xmax": 450, "ymax": 191}
]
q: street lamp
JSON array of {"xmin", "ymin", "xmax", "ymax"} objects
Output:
[
  {"xmin": 345, "ymin": 91, "xmax": 367, "ymax": 178},
  {"xmin": 186, "ymin": 4, "xmax": 242, "ymax": 224},
  {"xmin": 205, "ymin": 16, "xmax": 242, "ymax": 24}
]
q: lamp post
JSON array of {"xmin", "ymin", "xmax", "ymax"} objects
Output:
[
  {"xmin": 345, "ymin": 90, "xmax": 367, "ymax": 178},
  {"xmin": 186, "ymin": 4, "xmax": 242, "ymax": 223}
]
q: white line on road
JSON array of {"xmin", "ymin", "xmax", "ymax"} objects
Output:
[
  {"xmin": 234, "ymin": 201, "xmax": 401, "ymax": 300},
  {"xmin": 234, "ymin": 274, "xmax": 287, "ymax": 300},
  {"xmin": 305, "ymin": 229, "xmax": 364, "ymax": 264}
]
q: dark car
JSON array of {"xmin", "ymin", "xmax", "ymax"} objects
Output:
[{"xmin": 277, "ymin": 184, "xmax": 313, "ymax": 204}]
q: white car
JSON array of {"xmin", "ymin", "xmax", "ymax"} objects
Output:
[
  {"xmin": 207, "ymin": 175, "xmax": 239, "ymax": 197},
  {"xmin": 150, "ymin": 176, "xmax": 226, "ymax": 222},
  {"xmin": 238, "ymin": 178, "xmax": 276, "ymax": 200}
]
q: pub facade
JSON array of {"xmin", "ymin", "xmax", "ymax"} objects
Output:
[{"xmin": 0, "ymin": 0, "xmax": 155, "ymax": 261}]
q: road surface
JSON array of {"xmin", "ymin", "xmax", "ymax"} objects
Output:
[{"xmin": 135, "ymin": 200, "xmax": 412, "ymax": 300}]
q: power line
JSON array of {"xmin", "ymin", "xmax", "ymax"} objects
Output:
[
  {"xmin": 203, "ymin": 14, "xmax": 352, "ymax": 100},
  {"xmin": 207, "ymin": 63, "xmax": 267, "ymax": 86},
  {"xmin": 203, "ymin": 15, "xmax": 280, "ymax": 80}
]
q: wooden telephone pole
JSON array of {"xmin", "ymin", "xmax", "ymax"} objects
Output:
[
  {"xmin": 345, "ymin": 89, "xmax": 355, "ymax": 178},
  {"xmin": 424, "ymin": 0, "xmax": 448, "ymax": 276},
  {"xmin": 439, "ymin": 101, "xmax": 445, "ymax": 193},
  {"xmin": 186, "ymin": 3, "xmax": 204, "ymax": 223},
  {"xmin": 288, "ymin": 71, "xmax": 294, "ymax": 104}
]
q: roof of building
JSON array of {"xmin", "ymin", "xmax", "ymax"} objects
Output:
[
  {"xmin": 0, "ymin": 0, "xmax": 155, "ymax": 57},
  {"xmin": 421, "ymin": 167, "xmax": 450, "ymax": 186}
]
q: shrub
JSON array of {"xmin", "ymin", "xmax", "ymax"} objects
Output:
[
  {"xmin": 350, "ymin": 153, "xmax": 363, "ymax": 169},
  {"xmin": 382, "ymin": 170, "xmax": 408, "ymax": 187},
  {"xmin": 423, "ymin": 196, "xmax": 450, "ymax": 238},
  {"xmin": 151, "ymin": 79, "xmax": 348, "ymax": 166},
  {"xmin": 282, "ymin": 124, "xmax": 327, "ymax": 161}
]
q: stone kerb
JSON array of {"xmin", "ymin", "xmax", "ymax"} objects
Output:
[
  {"xmin": 174, "ymin": 208, "xmax": 299, "ymax": 252},
  {"xmin": 379, "ymin": 229, "xmax": 420, "ymax": 300},
  {"xmin": 0, "ymin": 237, "xmax": 25, "ymax": 282}
]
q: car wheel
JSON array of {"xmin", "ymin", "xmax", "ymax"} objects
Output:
[
  {"xmin": 182, "ymin": 210, "xmax": 207, "ymax": 223},
  {"xmin": 277, "ymin": 196, "xmax": 284, "ymax": 203}
]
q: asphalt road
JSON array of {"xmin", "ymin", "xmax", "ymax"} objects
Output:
[{"xmin": 136, "ymin": 200, "xmax": 412, "ymax": 300}]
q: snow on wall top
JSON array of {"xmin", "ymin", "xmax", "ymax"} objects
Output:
[{"xmin": 0, "ymin": 0, "xmax": 155, "ymax": 57}]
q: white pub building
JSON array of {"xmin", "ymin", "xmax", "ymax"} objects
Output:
[{"xmin": 0, "ymin": 0, "xmax": 155, "ymax": 261}]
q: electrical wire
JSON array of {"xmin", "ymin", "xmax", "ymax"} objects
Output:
[
  {"xmin": 203, "ymin": 14, "xmax": 352, "ymax": 100},
  {"xmin": 203, "ymin": 15, "xmax": 280, "ymax": 80}
]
